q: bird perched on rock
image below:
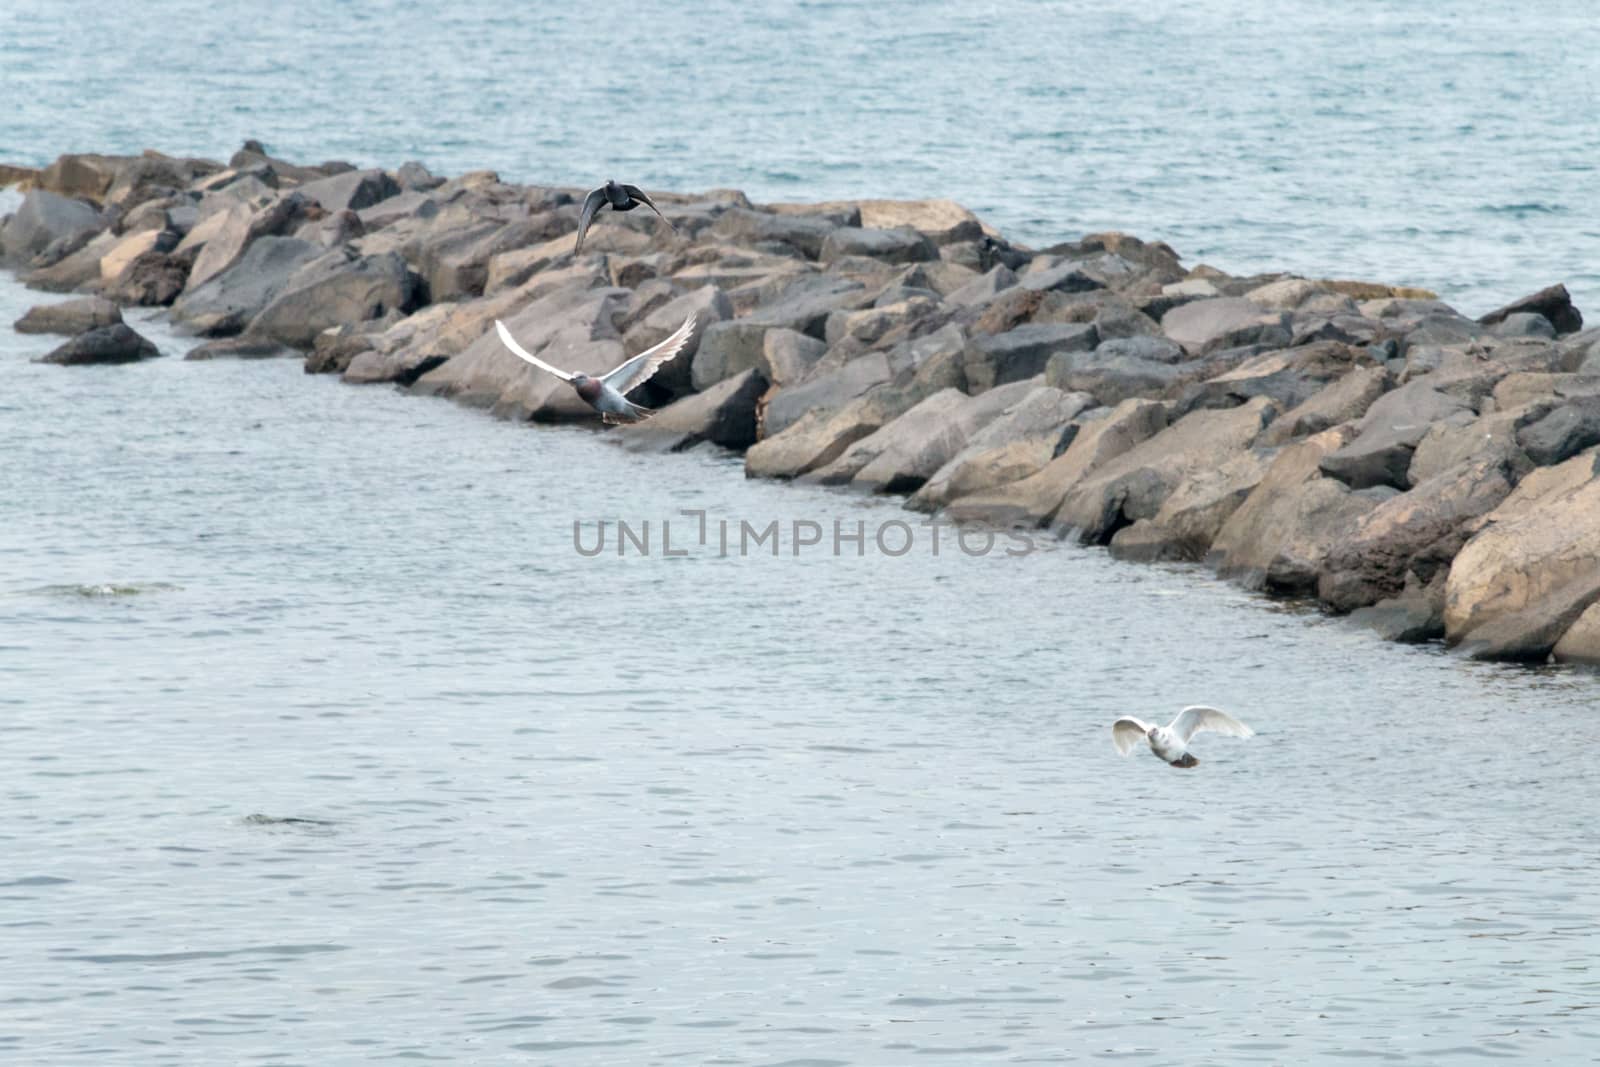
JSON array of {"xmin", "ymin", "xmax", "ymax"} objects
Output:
[
  {"xmin": 493, "ymin": 314, "xmax": 697, "ymax": 424},
  {"xmin": 1111, "ymin": 705, "xmax": 1254, "ymax": 768},
  {"xmin": 573, "ymin": 180, "xmax": 676, "ymax": 255}
]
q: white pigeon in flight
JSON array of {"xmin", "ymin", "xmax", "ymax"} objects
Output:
[
  {"xmin": 1111, "ymin": 706, "xmax": 1254, "ymax": 768},
  {"xmin": 493, "ymin": 314, "xmax": 696, "ymax": 424}
]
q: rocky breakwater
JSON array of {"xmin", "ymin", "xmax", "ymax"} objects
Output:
[{"xmin": 6, "ymin": 144, "xmax": 1599, "ymax": 663}]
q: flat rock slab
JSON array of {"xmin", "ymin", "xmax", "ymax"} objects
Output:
[{"xmin": 13, "ymin": 295, "xmax": 122, "ymax": 335}]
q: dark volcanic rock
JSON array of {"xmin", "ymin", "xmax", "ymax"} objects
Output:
[
  {"xmin": 1515, "ymin": 396, "xmax": 1600, "ymax": 468},
  {"xmin": 963, "ymin": 322, "xmax": 1098, "ymax": 393},
  {"xmin": 35, "ymin": 324, "xmax": 159, "ymax": 365},
  {"xmin": 1478, "ymin": 283, "xmax": 1582, "ymax": 337},
  {"xmin": 614, "ymin": 368, "xmax": 769, "ymax": 453}
]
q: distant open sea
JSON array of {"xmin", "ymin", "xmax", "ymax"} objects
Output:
[{"xmin": 2, "ymin": 0, "xmax": 1598, "ymax": 315}]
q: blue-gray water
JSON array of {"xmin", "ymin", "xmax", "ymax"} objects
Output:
[
  {"xmin": 6, "ymin": 4, "xmax": 1600, "ymax": 1064},
  {"xmin": 3, "ymin": 0, "xmax": 1599, "ymax": 314}
]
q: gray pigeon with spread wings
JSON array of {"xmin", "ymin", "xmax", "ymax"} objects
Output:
[
  {"xmin": 1112, "ymin": 705, "xmax": 1254, "ymax": 768},
  {"xmin": 573, "ymin": 180, "xmax": 676, "ymax": 255},
  {"xmin": 493, "ymin": 314, "xmax": 696, "ymax": 424}
]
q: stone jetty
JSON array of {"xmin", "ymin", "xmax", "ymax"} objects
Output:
[{"xmin": 5, "ymin": 144, "xmax": 1599, "ymax": 663}]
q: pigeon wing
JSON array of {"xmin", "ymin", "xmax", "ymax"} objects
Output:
[
  {"xmin": 495, "ymin": 320, "xmax": 574, "ymax": 381},
  {"xmin": 1111, "ymin": 717, "xmax": 1153, "ymax": 757},
  {"xmin": 600, "ymin": 313, "xmax": 697, "ymax": 396},
  {"xmin": 620, "ymin": 184, "xmax": 677, "ymax": 233},
  {"xmin": 1171, "ymin": 705, "xmax": 1254, "ymax": 743},
  {"xmin": 573, "ymin": 186, "xmax": 607, "ymax": 255}
]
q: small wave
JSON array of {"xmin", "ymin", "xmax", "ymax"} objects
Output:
[
  {"xmin": 1478, "ymin": 202, "xmax": 1568, "ymax": 216},
  {"xmin": 27, "ymin": 582, "xmax": 180, "ymax": 598}
]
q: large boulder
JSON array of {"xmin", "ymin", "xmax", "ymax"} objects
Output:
[
  {"xmin": 819, "ymin": 226, "xmax": 937, "ymax": 266},
  {"xmin": 34, "ymin": 152, "xmax": 125, "ymax": 200},
  {"xmin": 1108, "ymin": 448, "xmax": 1274, "ymax": 563},
  {"xmin": 1263, "ymin": 365, "xmax": 1389, "ymax": 445},
  {"xmin": 946, "ymin": 264, "xmax": 1018, "ymax": 308},
  {"xmin": 745, "ymin": 273, "xmax": 870, "ymax": 336},
  {"xmin": 1318, "ymin": 380, "xmax": 1473, "ymax": 489},
  {"xmin": 412, "ymin": 283, "xmax": 630, "ymax": 419},
  {"xmin": 294, "ymin": 168, "xmax": 402, "ymax": 213},
  {"xmin": 1173, "ymin": 342, "xmax": 1363, "ymax": 415},
  {"xmin": 746, "ymin": 348, "xmax": 964, "ymax": 480},
  {"xmin": 1209, "ymin": 425, "xmax": 1386, "ymax": 594},
  {"xmin": 708, "ymin": 208, "xmax": 837, "ymax": 259},
  {"xmin": 624, "ymin": 285, "xmax": 732, "ymax": 396},
  {"xmin": 104, "ymin": 247, "xmax": 195, "ymax": 307},
  {"xmin": 1317, "ymin": 456, "xmax": 1517, "ymax": 613},
  {"xmin": 1515, "ymin": 396, "xmax": 1600, "ymax": 467},
  {"xmin": 19, "ymin": 230, "xmax": 119, "ymax": 293},
  {"xmin": 836, "ymin": 379, "xmax": 1040, "ymax": 493},
  {"xmin": 613, "ymin": 368, "xmax": 768, "ymax": 453},
  {"xmin": 963, "ymin": 322, "xmax": 1098, "ymax": 393},
  {"xmin": 179, "ymin": 193, "xmax": 312, "ymax": 293},
  {"xmin": 1477, "ymin": 283, "xmax": 1582, "ymax": 337},
  {"xmin": 1162, "ymin": 297, "xmax": 1291, "ymax": 355},
  {"xmin": 247, "ymin": 249, "xmax": 420, "ymax": 349},
  {"xmin": 13, "ymin": 296, "xmax": 122, "ymax": 335},
  {"xmin": 761, "ymin": 352, "xmax": 892, "ymax": 438},
  {"xmin": 34, "ymin": 323, "xmax": 159, "ymax": 365},
  {"xmin": 1443, "ymin": 450, "xmax": 1600, "ymax": 660},
  {"xmin": 171, "ymin": 236, "xmax": 321, "ymax": 336},
  {"xmin": 1045, "ymin": 338, "xmax": 1185, "ymax": 406},
  {"xmin": 1, "ymin": 189, "xmax": 102, "ymax": 265},
  {"xmin": 941, "ymin": 398, "xmax": 1168, "ymax": 528},
  {"xmin": 909, "ymin": 387, "xmax": 1095, "ymax": 511},
  {"xmin": 1052, "ymin": 397, "xmax": 1277, "ymax": 543}
]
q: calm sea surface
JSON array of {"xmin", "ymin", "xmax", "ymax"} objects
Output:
[{"xmin": 5, "ymin": 3, "xmax": 1600, "ymax": 1064}]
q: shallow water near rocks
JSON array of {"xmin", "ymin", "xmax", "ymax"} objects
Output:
[
  {"xmin": 3, "ymin": 0, "xmax": 1599, "ymax": 314},
  {"xmin": 6, "ymin": 274, "xmax": 1600, "ymax": 1064}
]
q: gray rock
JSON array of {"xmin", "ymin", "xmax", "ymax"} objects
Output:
[
  {"xmin": 1477, "ymin": 283, "xmax": 1583, "ymax": 336},
  {"xmin": 1516, "ymin": 396, "xmax": 1600, "ymax": 467},
  {"xmin": 1053, "ymin": 397, "xmax": 1277, "ymax": 543},
  {"xmin": 35, "ymin": 323, "xmax": 159, "ymax": 365},
  {"xmin": 1444, "ymin": 450, "xmax": 1600, "ymax": 660},
  {"xmin": 14, "ymin": 296, "xmax": 123, "ymax": 335},
  {"xmin": 1318, "ymin": 380, "xmax": 1473, "ymax": 489},
  {"xmin": 395, "ymin": 161, "xmax": 444, "ymax": 191},
  {"xmin": 762, "ymin": 352, "xmax": 892, "ymax": 437},
  {"xmin": 941, "ymin": 398, "xmax": 1167, "ymax": 528},
  {"xmin": 295, "ymin": 168, "xmax": 402, "ymax": 213},
  {"xmin": 1209, "ymin": 426, "xmax": 1384, "ymax": 595},
  {"xmin": 1019, "ymin": 257, "xmax": 1107, "ymax": 295},
  {"xmin": 908, "ymin": 386, "xmax": 1094, "ymax": 511},
  {"xmin": 1, "ymin": 189, "xmax": 102, "ymax": 265},
  {"xmin": 19, "ymin": 230, "xmax": 119, "ymax": 293},
  {"xmin": 745, "ymin": 274, "xmax": 870, "ymax": 337},
  {"xmin": 1347, "ymin": 574, "xmax": 1448, "ymax": 643},
  {"xmin": 247, "ymin": 248, "xmax": 420, "ymax": 349},
  {"xmin": 1318, "ymin": 456, "xmax": 1517, "ymax": 613},
  {"xmin": 819, "ymin": 226, "xmax": 937, "ymax": 266},
  {"xmin": 761, "ymin": 329, "xmax": 827, "ymax": 386},
  {"xmin": 1263, "ymin": 365, "xmax": 1390, "ymax": 445},
  {"xmin": 709, "ymin": 208, "xmax": 837, "ymax": 259},
  {"xmin": 1045, "ymin": 349, "xmax": 1183, "ymax": 406},
  {"xmin": 845, "ymin": 379, "xmax": 1041, "ymax": 493},
  {"xmin": 1490, "ymin": 311, "xmax": 1557, "ymax": 340},
  {"xmin": 963, "ymin": 322, "xmax": 1098, "ymax": 393},
  {"xmin": 171, "ymin": 236, "xmax": 321, "ymax": 336},
  {"xmin": 1162, "ymin": 297, "xmax": 1292, "ymax": 355},
  {"xmin": 614, "ymin": 368, "xmax": 769, "ymax": 453},
  {"xmin": 185, "ymin": 335, "xmax": 292, "ymax": 360},
  {"xmin": 1108, "ymin": 448, "xmax": 1274, "ymax": 563}
]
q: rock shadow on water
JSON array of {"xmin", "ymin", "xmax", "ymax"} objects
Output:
[
  {"xmin": 240, "ymin": 813, "xmax": 338, "ymax": 834},
  {"xmin": 24, "ymin": 581, "xmax": 181, "ymax": 599}
]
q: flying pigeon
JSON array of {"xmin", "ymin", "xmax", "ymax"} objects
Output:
[
  {"xmin": 493, "ymin": 314, "xmax": 696, "ymax": 424},
  {"xmin": 574, "ymin": 180, "xmax": 676, "ymax": 255},
  {"xmin": 1111, "ymin": 705, "xmax": 1254, "ymax": 768}
]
